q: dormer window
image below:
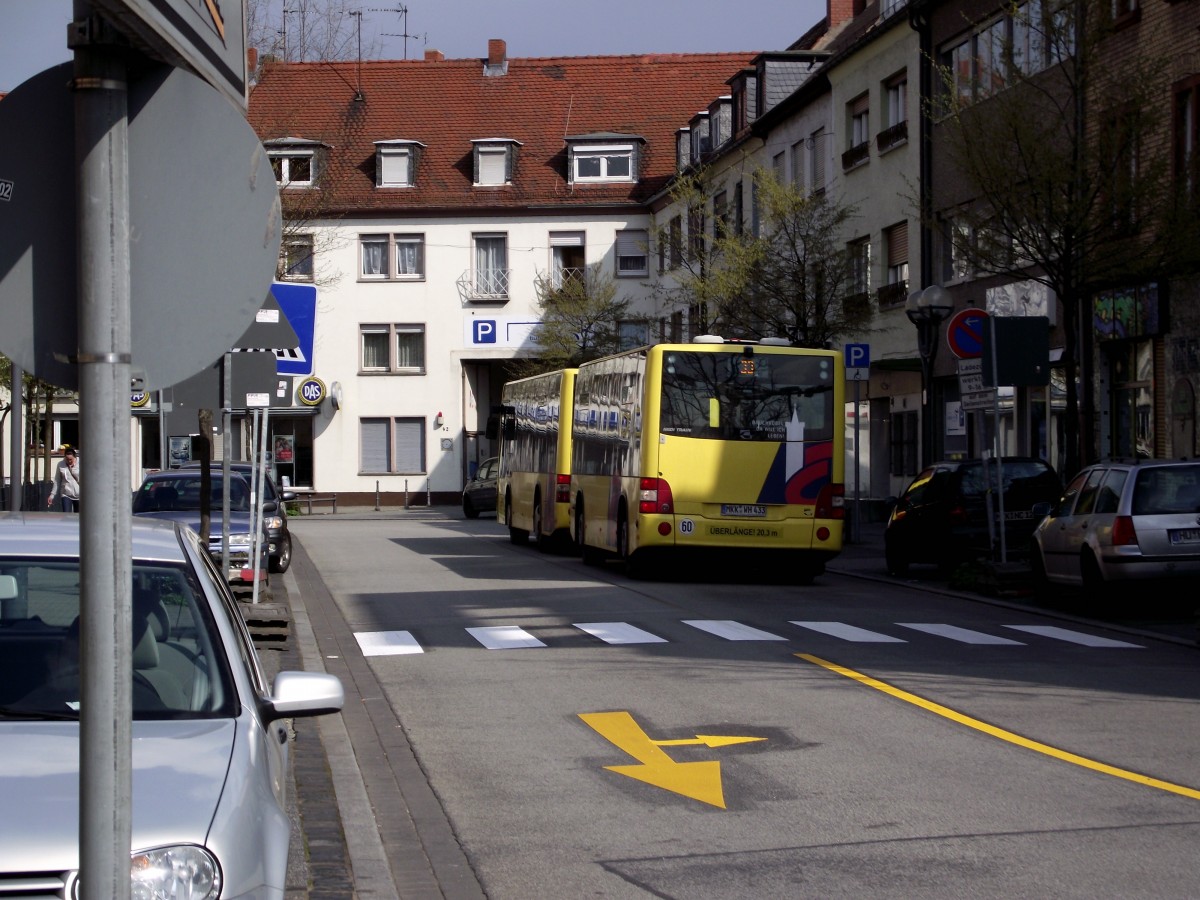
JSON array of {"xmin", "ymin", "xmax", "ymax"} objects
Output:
[
  {"xmin": 265, "ymin": 138, "xmax": 324, "ymax": 188},
  {"xmin": 473, "ymin": 139, "xmax": 520, "ymax": 186},
  {"xmin": 565, "ymin": 134, "xmax": 643, "ymax": 184},
  {"xmin": 375, "ymin": 140, "xmax": 425, "ymax": 188}
]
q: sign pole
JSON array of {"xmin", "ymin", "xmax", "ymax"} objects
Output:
[
  {"xmin": 74, "ymin": 6, "xmax": 134, "ymax": 895},
  {"xmin": 8, "ymin": 364, "xmax": 20, "ymax": 512},
  {"xmin": 853, "ymin": 379, "xmax": 862, "ymax": 544}
]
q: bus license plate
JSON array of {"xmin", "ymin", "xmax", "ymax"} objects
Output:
[
  {"xmin": 1169, "ymin": 528, "xmax": 1200, "ymax": 544},
  {"xmin": 722, "ymin": 504, "xmax": 767, "ymax": 518}
]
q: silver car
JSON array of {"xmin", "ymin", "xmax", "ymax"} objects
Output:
[
  {"xmin": 1032, "ymin": 458, "xmax": 1200, "ymax": 596},
  {"xmin": 0, "ymin": 513, "xmax": 344, "ymax": 898}
]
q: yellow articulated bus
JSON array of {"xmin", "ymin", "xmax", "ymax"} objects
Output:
[
  {"xmin": 496, "ymin": 368, "xmax": 578, "ymax": 551},
  {"xmin": 569, "ymin": 338, "xmax": 845, "ymax": 581}
]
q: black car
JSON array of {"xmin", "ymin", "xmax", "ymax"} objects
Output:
[
  {"xmin": 884, "ymin": 457, "xmax": 1062, "ymax": 574},
  {"xmin": 462, "ymin": 457, "xmax": 498, "ymax": 519},
  {"xmin": 182, "ymin": 462, "xmax": 296, "ymax": 573}
]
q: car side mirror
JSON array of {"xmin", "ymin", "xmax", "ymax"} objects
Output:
[
  {"xmin": 1031, "ymin": 501, "xmax": 1052, "ymax": 518},
  {"xmin": 265, "ymin": 671, "xmax": 345, "ymax": 722},
  {"xmin": 281, "ymin": 490, "xmax": 298, "ymax": 502}
]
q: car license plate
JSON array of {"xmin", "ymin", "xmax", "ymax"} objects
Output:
[
  {"xmin": 1004, "ymin": 510, "xmax": 1035, "ymax": 520},
  {"xmin": 1169, "ymin": 528, "xmax": 1200, "ymax": 544},
  {"xmin": 721, "ymin": 504, "xmax": 767, "ymax": 518}
]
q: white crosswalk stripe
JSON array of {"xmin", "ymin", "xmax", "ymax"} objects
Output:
[
  {"xmin": 574, "ymin": 622, "xmax": 667, "ymax": 644},
  {"xmin": 791, "ymin": 621, "xmax": 907, "ymax": 642},
  {"xmin": 467, "ymin": 625, "xmax": 546, "ymax": 649},
  {"xmin": 683, "ymin": 620, "xmax": 788, "ymax": 641},
  {"xmin": 897, "ymin": 623, "xmax": 1025, "ymax": 645},
  {"xmin": 1003, "ymin": 625, "xmax": 1143, "ymax": 648},
  {"xmin": 355, "ymin": 630, "xmax": 424, "ymax": 656},
  {"xmin": 352, "ymin": 620, "xmax": 1144, "ymax": 654}
]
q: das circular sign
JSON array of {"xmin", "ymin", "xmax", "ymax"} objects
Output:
[
  {"xmin": 297, "ymin": 377, "xmax": 327, "ymax": 407},
  {"xmin": 946, "ymin": 308, "xmax": 989, "ymax": 360},
  {"xmin": 130, "ymin": 391, "xmax": 150, "ymax": 408}
]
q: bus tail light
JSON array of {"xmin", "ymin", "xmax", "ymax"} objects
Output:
[
  {"xmin": 555, "ymin": 473, "xmax": 570, "ymax": 504},
  {"xmin": 639, "ymin": 478, "xmax": 674, "ymax": 514},
  {"xmin": 1111, "ymin": 515, "xmax": 1137, "ymax": 546},
  {"xmin": 815, "ymin": 483, "xmax": 844, "ymax": 520}
]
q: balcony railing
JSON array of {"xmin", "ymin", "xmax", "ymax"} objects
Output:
[
  {"xmin": 841, "ymin": 142, "xmax": 870, "ymax": 171},
  {"xmin": 875, "ymin": 121, "xmax": 908, "ymax": 153},
  {"xmin": 876, "ymin": 280, "xmax": 908, "ymax": 308},
  {"xmin": 456, "ymin": 268, "xmax": 510, "ymax": 302}
]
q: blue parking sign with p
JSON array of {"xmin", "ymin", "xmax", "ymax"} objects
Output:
[
  {"xmin": 846, "ymin": 343, "xmax": 870, "ymax": 369},
  {"xmin": 473, "ymin": 320, "xmax": 497, "ymax": 344}
]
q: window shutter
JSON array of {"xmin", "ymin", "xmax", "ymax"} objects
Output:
[
  {"xmin": 379, "ymin": 149, "xmax": 410, "ymax": 186},
  {"xmin": 887, "ymin": 222, "xmax": 909, "ymax": 266},
  {"xmin": 394, "ymin": 419, "xmax": 424, "ymax": 473},
  {"xmin": 478, "ymin": 147, "xmax": 506, "ymax": 184},
  {"xmin": 550, "ymin": 232, "xmax": 585, "ymax": 247},
  {"xmin": 360, "ymin": 419, "xmax": 390, "ymax": 472}
]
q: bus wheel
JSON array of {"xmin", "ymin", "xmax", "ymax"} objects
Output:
[
  {"xmin": 617, "ymin": 513, "xmax": 643, "ymax": 578},
  {"xmin": 506, "ymin": 494, "xmax": 527, "ymax": 545}
]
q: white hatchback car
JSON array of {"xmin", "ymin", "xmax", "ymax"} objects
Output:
[
  {"xmin": 0, "ymin": 513, "xmax": 344, "ymax": 899},
  {"xmin": 1032, "ymin": 459, "xmax": 1200, "ymax": 597}
]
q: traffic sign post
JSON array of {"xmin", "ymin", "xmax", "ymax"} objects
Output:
[{"xmin": 946, "ymin": 308, "xmax": 989, "ymax": 360}]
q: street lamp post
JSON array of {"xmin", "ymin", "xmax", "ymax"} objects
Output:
[{"xmin": 906, "ymin": 285, "xmax": 953, "ymax": 468}]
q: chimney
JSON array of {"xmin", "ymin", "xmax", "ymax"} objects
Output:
[
  {"xmin": 828, "ymin": 0, "xmax": 855, "ymax": 28},
  {"xmin": 246, "ymin": 46, "xmax": 258, "ymax": 74},
  {"xmin": 425, "ymin": 48, "xmax": 445, "ymax": 62},
  {"xmin": 484, "ymin": 38, "xmax": 508, "ymax": 76}
]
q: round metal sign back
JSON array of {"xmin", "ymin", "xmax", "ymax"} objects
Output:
[{"xmin": 0, "ymin": 63, "xmax": 281, "ymax": 390}]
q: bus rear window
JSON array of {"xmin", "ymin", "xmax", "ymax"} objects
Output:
[{"xmin": 659, "ymin": 351, "xmax": 834, "ymax": 441}]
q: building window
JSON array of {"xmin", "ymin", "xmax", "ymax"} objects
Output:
[
  {"xmin": 360, "ymin": 324, "xmax": 425, "ymax": 374},
  {"xmin": 374, "ymin": 141, "xmax": 424, "ymax": 187},
  {"xmin": 668, "ymin": 216, "xmax": 683, "ymax": 270},
  {"xmin": 548, "ymin": 232, "xmax": 586, "ymax": 289},
  {"xmin": 879, "ymin": 222, "xmax": 909, "ymax": 306},
  {"xmin": 360, "ymin": 234, "xmax": 425, "ymax": 280},
  {"xmin": 885, "ymin": 73, "xmax": 907, "ymax": 128},
  {"xmin": 687, "ymin": 205, "xmax": 705, "ymax": 261},
  {"xmin": 809, "ymin": 127, "xmax": 826, "ymax": 194},
  {"xmin": 473, "ymin": 233, "xmax": 509, "ymax": 297},
  {"xmin": 360, "ymin": 417, "xmax": 425, "ymax": 474},
  {"xmin": 269, "ymin": 151, "xmax": 314, "ymax": 187},
  {"xmin": 473, "ymin": 140, "xmax": 519, "ymax": 186},
  {"xmin": 571, "ymin": 144, "xmax": 635, "ymax": 183},
  {"xmin": 941, "ymin": 216, "xmax": 973, "ymax": 282},
  {"xmin": 712, "ymin": 191, "xmax": 729, "ymax": 240},
  {"xmin": 618, "ymin": 320, "xmax": 650, "ymax": 349},
  {"xmin": 772, "ymin": 151, "xmax": 786, "ymax": 182},
  {"xmin": 280, "ymin": 235, "xmax": 314, "ymax": 281},
  {"xmin": 890, "ymin": 410, "xmax": 919, "ymax": 477},
  {"xmin": 1175, "ymin": 77, "xmax": 1200, "ymax": 205},
  {"xmin": 615, "ymin": 229, "xmax": 648, "ymax": 277},
  {"xmin": 848, "ymin": 94, "xmax": 870, "ymax": 150},
  {"xmin": 848, "ymin": 237, "xmax": 871, "ymax": 296},
  {"xmin": 791, "ymin": 140, "xmax": 805, "ymax": 186}
]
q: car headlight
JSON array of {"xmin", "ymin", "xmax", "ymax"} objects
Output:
[
  {"xmin": 128, "ymin": 844, "xmax": 221, "ymax": 900},
  {"xmin": 266, "ymin": 516, "xmax": 284, "ymax": 529},
  {"xmin": 227, "ymin": 533, "xmax": 252, "ymax": 548}
]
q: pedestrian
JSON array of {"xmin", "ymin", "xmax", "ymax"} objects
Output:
[{"xmin": 47, "ymin": 447, "xmax": 81, "ymax": 513}]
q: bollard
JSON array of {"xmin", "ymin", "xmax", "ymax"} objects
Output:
[
  {"xmin": 375, "ymin": 480, "xmax": 380, "ymax": 511},
  {"xmin": 404, "ymin": 479, "xmax": 409, "ymax": 509},
  {"xmin": 426, "ymin": 480, "xmax": 431, "ymax": 507}
]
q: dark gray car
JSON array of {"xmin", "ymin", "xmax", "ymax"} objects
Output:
[
  {"xmin": 462, "ymin": 457, "xmax": 499, "ymax": 518},
  {"xmin": 184, "ymin": 462, "xmax": 295, "ymax": 573}
]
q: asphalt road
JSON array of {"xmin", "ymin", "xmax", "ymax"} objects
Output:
[{"xmin": 280, "ymin": 508, "xmax": 1200, "ymax": 898}]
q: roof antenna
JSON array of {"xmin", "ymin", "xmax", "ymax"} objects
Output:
[
  {"xmin": 349, "ymin": 9, "xmax": 365, "ymax": 100},
  {"xmin": 371, "ymin": 5, "xmax": 423, "ymax": 60}
]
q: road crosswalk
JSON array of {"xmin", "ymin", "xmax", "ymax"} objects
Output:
[{"xmin": 353, "ymin": 619, "xmax": 1144, "ymax": 656}]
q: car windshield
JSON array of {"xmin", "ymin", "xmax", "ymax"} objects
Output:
[
  {"xmin": 1132, "ymin": 466, "xmax": 1200, "ymax": 515},
  {"xmin": 959, "ymin": 461, "xmax": 1058, "ymax": 499},
  {"xmin": 0, "ymin": 559, "xmax": 234, "ymax": 720},
  {"xmin": 134, "ymin": 476, "xmax": 252, "ymax": 513}
]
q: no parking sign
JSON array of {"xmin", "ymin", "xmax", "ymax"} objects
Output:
[{"xmin": 946, "ymin": 308, "xmax": 988, "ymax": 360}]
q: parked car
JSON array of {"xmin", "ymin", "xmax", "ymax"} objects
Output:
[
  {"xmin": 885, "ymin": 457, "xmax": 1062, "ymax": 574},
  {"xmin": 462, "ymin": 457, "xmax": 499, "ymax": 519},
  {"xmin": 184, "ymin": 462, "xmax": 296, "ymax": 573},
  {"xmin": 1032, "ymin": 458, "xmax": 1200, "ymax": 597},
  {"xmin": 133, "ymin": 470, "xmax": 269, "ymax": 583},
  {"xmin": 0, "ymin": 513, "xmax": 344, "ymax": 898}
]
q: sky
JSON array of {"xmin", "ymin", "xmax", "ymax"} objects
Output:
[{"xmin": 1, "ymin": 0, "xmax": 828, "ymax": 93}]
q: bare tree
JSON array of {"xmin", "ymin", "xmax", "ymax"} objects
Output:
[
  {"xmin": 247, "ymin": 0, "xmax": 379, "ymax": 65},
  {"xmin": 931, "ymin": 0, "xmax": 1200, "ymax": 473},
  {"xmin": 655, "ymin": 166, "xmax": 866, "ymax": 348}
]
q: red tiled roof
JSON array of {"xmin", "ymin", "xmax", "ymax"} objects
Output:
[{"xmin": 248, "ymin": 51, "xmax": 758, "ymax": 214}]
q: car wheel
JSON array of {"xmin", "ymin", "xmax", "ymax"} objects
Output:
[
  {"xmin": 269, "ymin": 534, "xmax": 292, "ymax": 574},
  {"xmin": 884, "ymin": 539, "xmax": 908, "ymax": 576},
  {"xmin": 1080, "ymin": 549, "xmax": 1114, "ymax": 610},
  {"xmin": 463, "ymin": 496, "xmax": 479, "ymax": 519}
]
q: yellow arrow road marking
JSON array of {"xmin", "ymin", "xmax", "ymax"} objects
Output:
[
  {"xmin": 654, "ymin": 735, "xmax": 768, "ymax": 748},
  {"xmin": 796, "ymin": 653, "xmax": 1200, "ymax": 802},
  {"xmin": 580, "ymin": 712, "xmax": 764, "ymax": 808}
]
